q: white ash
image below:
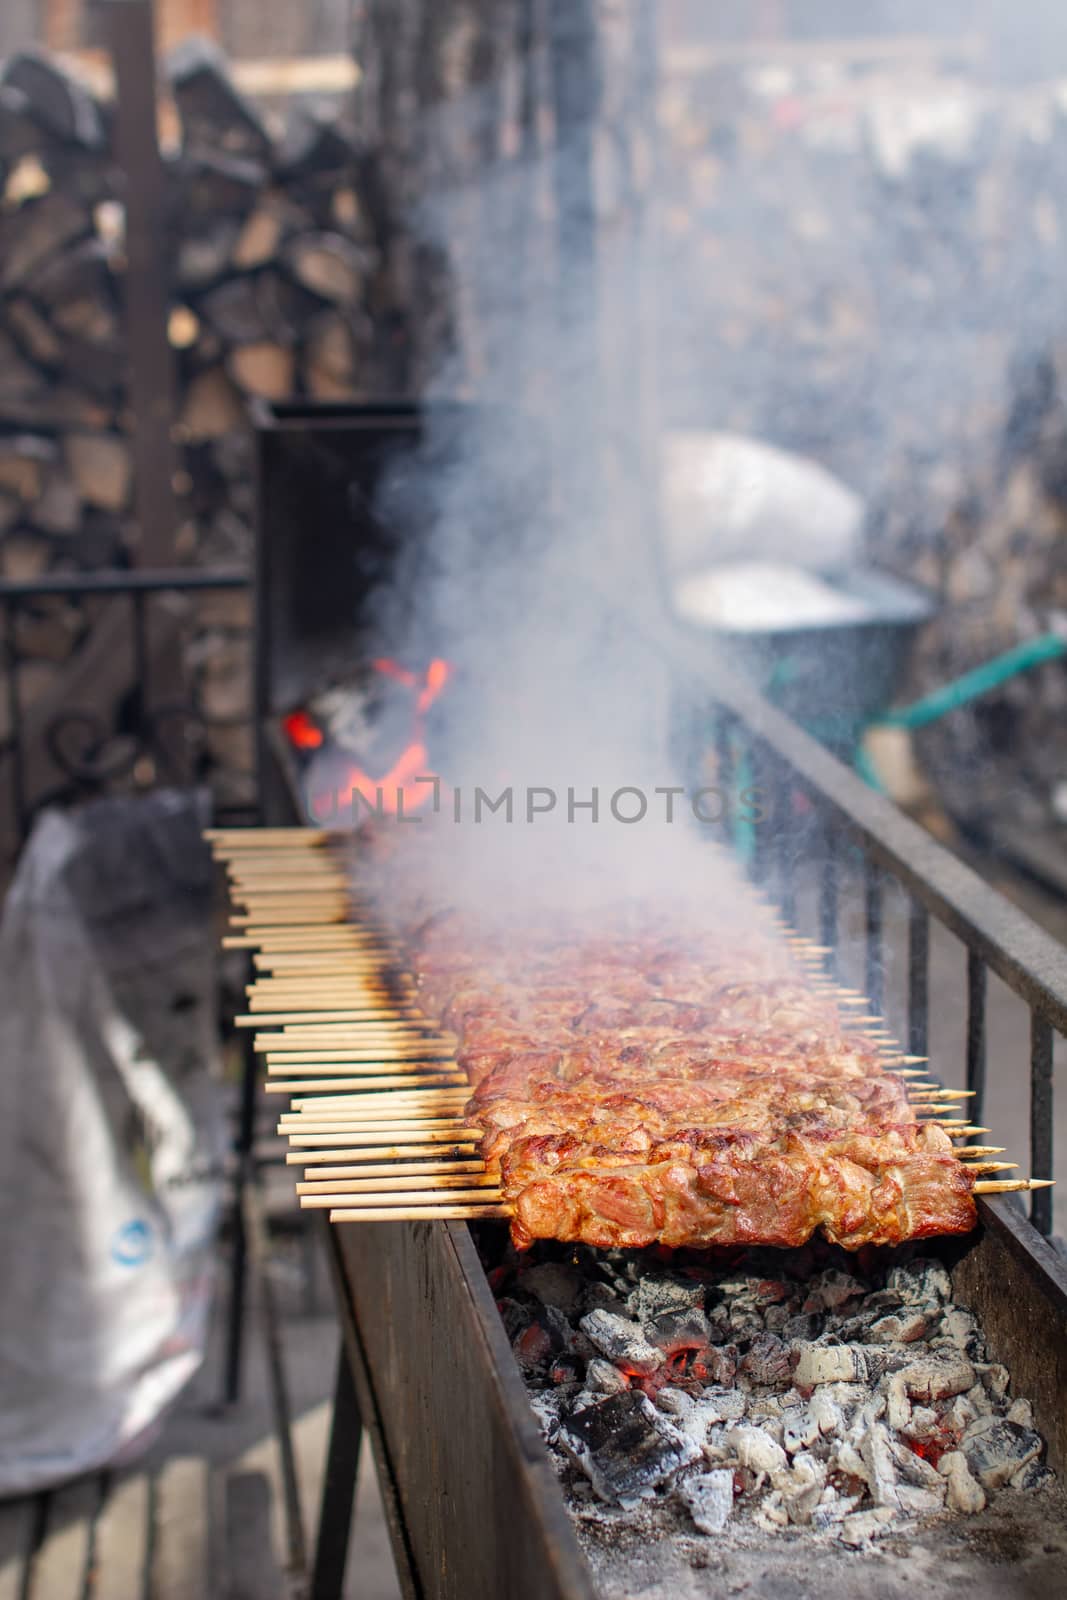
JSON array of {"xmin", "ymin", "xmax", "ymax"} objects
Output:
[{"xmin": 490, "ymin": 1241, "xmax": 1056, "ymax": 1555}]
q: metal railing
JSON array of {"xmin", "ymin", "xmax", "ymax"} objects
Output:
[{"xmin": 713, "ymin": 665, "xmax": 1064, "ymax": 1237}]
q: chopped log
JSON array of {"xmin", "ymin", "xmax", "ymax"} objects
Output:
[
  {"xmin": 1, "ymin": 50, "xmax": 107, "ymax": 150},
  {"xmin": 65, "ymin": 431, "xmax": 133, "ymax": 512},
  {"xmin": 226, "ymin": 341, "xmax": 295, "ymax": 400},
  {"xmin": 33, "ymin": 239, "xmax": 118, "ymax": 335},
  {"xmin": 4, "ymin": 152, "xmax": 51, "ymax": 203},
  {"xmin": 199, "ymin": 274, "xmax": 272, "ymax": 344},
  {"xmin": 167, "ymin": 306, "xmax": 200, "ymax": 349},
  {"xmin": 31, "ymin": 471, "xmax": 81, "ymax": 535},
  {"xmin": 0, "ymin": 328, "xmax": 44, "ymax": 400},
  {"xmin": 180, "ymin": 367, "xmax": 246, "ymax": 439},
  {"xmin": 178, "ymin": 150, "xmax": 265, "ymax": 224},
  {"xmin": 0, "ymin": 190, "xmax": 92, "ymax": 291},
  {"xmin": 0, "ymin": 531, "xmax": 50, "ymax": 578},
  {"xmin": 0, "ymin": 434, "xmax": 55, "ymax": 501},
  {"xmin": 4, "ymin": 294, "xmax": 62, "ymax": 366},
  {"xmin": 167, "ymin": 37, "xmax": 273, "ymax": 164},
  {"xmin": 0, "ymin": 495, "xmax": 21, "ymax": 539},
  {"xmin": 0, "ymin": 83, "xmax": 41, "ymax": 164},
  {"xmin": 0, "ymin": 384, "xmax": 111, "ymax": 429},
  {"xmin": 279, "ymin": 105, "xmax": 358, "ymax": 179},
  {"xmin": 232, "ymin": 191, "xmax": 302, "ymax": 269},
  {"xmin": 176, "ymin": 222, "xmax": 241, "ymax": 291},
  {"xmin": 284, "ymin": 233, "xmax": 365, "ymax": 306},
  {"xmin": 303, "ymin": 311, "xmax": 363, "ymax": 398}
]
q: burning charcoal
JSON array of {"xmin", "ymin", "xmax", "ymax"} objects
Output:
[
  {"xmin": 937, "ymin": 1308, "xmax": 983, "ymax": 1356},
  {"xmin": 529, "ymin": 1391, "xmax": 564, "ymax": 1446},
  {"xmin": 752, "ymin": 1490, "xmax": 789, "ymax": 1531},
  {"xmin": 1007, "ymin": 1397, "xmax": 1035, "ymax": 1428},
  {"xmin": 645, "ymin": 1305, "xmax": 712, "ymax": 1351},
  {"xmin": 497, "ymin": 1297, "xmax": 532, "ymax": 1343},
  {"xmin": 579, "ymin": 1310, "xmax": 664, "ymax": 1377},
  {"xmin": 886, "ymin": 1260, "xmax": 952, "ymax": 1308},
  {"xmin": 865, "ymin": 1309, "xmax": 931, "ymax": 1344},
  {"xmin": 782, "ymin": 1405, "xmax": 821, "ymax": 1455},
  {"xmin": 581, "ymin": 1281, "xmax": 624, "ymax": 1316},
  {"xmin": 677, "ymin": 1386, "xmax": 747, "ymax": 1429},
  {"xmin": 520, "ymin": 1261, "xmax": 583, "ymax": 1313},
  {"xmin": 738, "ymin": 1331, "xmax": 793, "ymax": 1386},
  {"xmin": 942, "ymin": 1392, "xmax": 980, "ymax": 1435},
  {"xmin": 678, "ymin": 1468, "xmax": 734, "ymax": 1534},
  {"xmin": 776, "ymin": 1310, "xmax": 824, "ymax": 1342},
  {"xmin": 793, "ymin": 1344, "xmax": 866, "ymax": 1387},
  {"xmin": 1011, "ymin": 1459, "xmax": 1054, "ymax": 1492},
  {"xmin": 802, "ymin": 1269, "xmax": 865, "ymax": 1313},
  {"xmin": 722, "ymin": 1425, "xmax": 788, "ymax": 1481},
  {"xmin": 885, "ymin": 1373, "xmax": 912, "ymax": 1433},
  {"xmin": 550, "ymin": 1353, "xmax": 585, "ymax": 1386},
  {"xmin": 629, "ymin": 1273, "xmax": 705, "ymax": 1323},
  {"xmin": 976, "ymin": 1362, "xmax": 1010, "ymax": 1401},
  {"xmin": 887, "ymin": 1435, "xmax": 945, "ymax": 1494},
  {"xmin": 587, "ymin": 1357, "xmax": 630, "ymax": 1396},
  {"xmin": 896, "ymin": 1484, "xmax": 946, "ymax": 1516},
  {"xmin": 900, "ymin": 1354, "xmax": 976, "ymax": 1403},
  {"xmin": 961, "ymin": 1416, "xmax": 1044, "ymax": 1490},
  {"xmin": 559, "ymin": 1391, "xmax": 701, "ymax": 1508},
  {"xmin": 938, "ymin": 1450, "xmax": 987, "ymax": 1513},
  {"xmin": 777, "ymin": 1451, "xmax": 826, "ymax": 1524},
  {"xmin": 837, "ymin": 1507, "xmax": 898, "ymax": 1546},
  {"xmin": 859, "ymin": 1420, "xmax": 902, "ymax": 1509}
]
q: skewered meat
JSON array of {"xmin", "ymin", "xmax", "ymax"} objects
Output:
[{"xmin": 379, "ymin": 871, "xmax": 977, "ymax": 1252}]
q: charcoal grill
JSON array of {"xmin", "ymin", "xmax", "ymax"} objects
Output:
[{"xmin": 240, "ymin": 402, "xmax": 1067, "ymax": 1600}]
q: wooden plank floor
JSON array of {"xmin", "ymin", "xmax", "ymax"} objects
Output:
[{"xmin": 0, "ymin": 1229, "xmax": 402, "ymax": 1599}]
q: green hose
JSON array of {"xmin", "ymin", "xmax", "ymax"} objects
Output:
[{"xmin": 875, "ymin": 632, "xmax": 1067, "ymax": 731}]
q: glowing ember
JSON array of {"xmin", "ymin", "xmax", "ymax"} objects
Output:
[
  {"xmin": 283, "ymin": 709, "xmax": 324, "ymax": 750},
  {"xmin": 304, "ymin": 657, "xmax": 452, "ymax": 820}
]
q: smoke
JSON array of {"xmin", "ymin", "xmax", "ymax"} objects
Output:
[{"xmin": 359, "ymin": 1, "xmax": 1067, "ymax": 910}]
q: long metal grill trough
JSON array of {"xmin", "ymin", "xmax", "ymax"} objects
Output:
[{"xmin": 214, "ymin": 666, "xmax": 1067, "ymax": 1600}]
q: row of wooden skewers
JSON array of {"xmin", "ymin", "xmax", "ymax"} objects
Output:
[{"xmin": 208, "ymin": 826, "xmax": 1053, "ymax": 1223}]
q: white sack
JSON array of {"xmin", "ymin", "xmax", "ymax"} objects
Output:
[{"xmin": 0, "ymin": 790, "xmax": 224, "ymax": 1494}]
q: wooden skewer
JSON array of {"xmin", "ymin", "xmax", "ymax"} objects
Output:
[
  {"xmin": 291, "ymin": 1143, "xmax": 478, "ymax": 1164},
  {"xmin": 265, "ymin": 1075, "xmax": 468, "ymax": 1093},
  {"xmin": 280, "ymin": 1108, "xmax": 468, "ymax": 1127},
  {"xmin": 266, "ymin": 1062, "xmax": 460, "ymax": 1078},
  {"xmin": 949, "ymin": 1146, "xmax": 1005, "ymax": 1157},
  {"xmin": 255, "ymin": 1035, "xmax": 453, "ymax": 1054},
  {"xmin": 302, "ymin": 1185, "xmax": 501, "ymax": 1208},
  {"xmin": 283, "ymin": 1120, "xmax": 474, "ymax": 1136},
  {"xmin": 297, "ymin": 1160, "xmax": 486, "ymax": 1180},
  {"xmin": 974, "ymin": 1179, "xmax": 1054, "ymax": 1194},
  {"xmin": 910, "ymin": 1089, "xmax": 975, "ymax": 1101},
  {"xmin": 286, "ymin": 1128, "xmax": 481, "ymax": 1146},
  {"xmin": 960, "ymin": 1162, "xmax": 1018, "ymax": 1175},
  {"xmin": 265, "ymin": 1054, "xmax": 454, "ymax": 1070},
  {"xmin": 329, "ymin": 1204, "xmax": 511, "ymax": 1221},
  {"xmin": 209, "ymin": 836, "xmax": 333, "ymax": 852},
  {"xmin": 281, "ymin": 1087, "xmax": 468, "ymax": 1108},
  {"xmin": 288, "ymin": 1092, "xmax": 470, "ymax": 1112},
  {"xmin": 298, "ymin": 1173, "xmax": 498, "ymax": 1194},
  {"xmin": 238, "ymin": 1011, "xmax": 415, "ymax": 1027}
]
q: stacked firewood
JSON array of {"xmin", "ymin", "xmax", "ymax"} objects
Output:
[{"xmin": 0, "ymin": 41, "xmax": 408, "ymax": 587}]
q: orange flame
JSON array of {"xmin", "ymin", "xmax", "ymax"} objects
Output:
[
  {"xmin": 283, "ymin": 709, "xmax": 324, "ymax": 750},
  {"xmin": 309, "ymin": 658, "xmax": 452, "ymax": 821}
]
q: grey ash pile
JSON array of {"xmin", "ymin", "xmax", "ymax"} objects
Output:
[{"xmin": 489, "ymin": 1243, "xmax": 1055, "ymax": 1555}]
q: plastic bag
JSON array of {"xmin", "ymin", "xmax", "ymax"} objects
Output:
[
  {"xmin": 0, "ymin": 790, "xmax": 225, "ymax": 1494},
  {"xmin": 661, "ymin": 430, "xmax": 865, "ymax": 579}
]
